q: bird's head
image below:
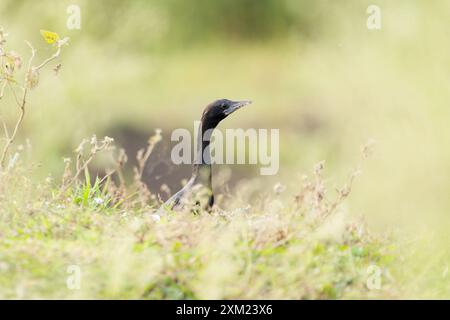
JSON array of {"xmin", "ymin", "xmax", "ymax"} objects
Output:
[{"xmin": 201, "ymin": 99, "xmax": 252, "ymax": 129}]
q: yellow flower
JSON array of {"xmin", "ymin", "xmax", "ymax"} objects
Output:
[{"xmin": 40, "ymin": 30, "xmax": 60, "ymax": 44}]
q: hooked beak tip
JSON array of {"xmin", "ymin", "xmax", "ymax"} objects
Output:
[
  {"xmin": 223, "ymin": 99, "xmax": 253, "ymax": 116},
  {"xmin": 225, "ymin": 100, "xmax": 252, "ymax": 115},
  {"xmin": 233, "ymin": 100, "xmax": 252, "ymax": 109}
]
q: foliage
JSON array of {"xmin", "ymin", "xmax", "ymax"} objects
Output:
[
  {"xmin": 0, "ymin": 135, "xmax": 398, "ymax": 298},
  {"xmin": 0, "ymin": 26, "xmax": 67, "ymax": 169},
  {"xmin": 0, "ymin": 39, "xmax": 396, "ymax": 297},
  {"xmin": 1, "ymin": 1, "xmax": 450, "ymax": 299}
]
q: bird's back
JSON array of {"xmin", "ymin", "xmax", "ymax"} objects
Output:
[{"xmin": 157, "ymin": 176, "xmax": 213, "ymax": 214}]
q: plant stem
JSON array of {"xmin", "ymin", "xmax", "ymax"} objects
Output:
[
  {"xmin": 0, "ymin": 41, "xmax": 62, "ymax": 169},
  {"xmin": 0, "ymin": 85, "xmax": 27, "ymax": 168}
]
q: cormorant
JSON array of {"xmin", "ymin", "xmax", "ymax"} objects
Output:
[{"xmin": 158, "ymin": 99, "xmax": 252, "ymax": 214}]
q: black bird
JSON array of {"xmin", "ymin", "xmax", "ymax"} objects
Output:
[{"xmin": 158, "ymin": 99, "xmax": 252, "ymax": 214}]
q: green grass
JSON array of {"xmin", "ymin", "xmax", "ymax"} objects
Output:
[
  {"xmin": 0, "ymin": 153, "xmax": 399, "ymax": 299},
  {"xmin": 1, "ymin": 0, "xmax": 450, "ymax": 299}
]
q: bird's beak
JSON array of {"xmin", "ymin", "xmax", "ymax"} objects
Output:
[{"xmin": 224, "ymin": 100, "xmax": 252, "ymax": 116}]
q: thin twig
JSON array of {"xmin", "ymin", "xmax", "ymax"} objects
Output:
[
  {"xmin": 136, "ymin": 129, "xmax": 162, "ymax": 180},
  {"xmin": 0, "ymin": 83, "xmax": 27, "ymax": 168},
  {"xmin": 25, "ymin": 41, "xmax": 36, "ymax": 70},
  {"xmin": 0, "ymin": 80, "xmax": 6, "ymax": 99},
  {"xmin": 0, "ymin": 41, "xmax": 37, "ymax": 168},
  {"xmin": 1, "ymin": 116, "xmax": 9, "ymax": 140},
  {"xmin": 60, "ymin": 137, "xmax": 113, "ymax": 194},
  {"xmin": 0, "ymin": 40, "xmax": 61, "ymax": 169},
  {"xmin": 61, "ymin": 152, "xmax": 96, "ymax": 193},
  {"xmin": 98, "ymin": 168, "xmax": 116, "ymax": 186},
  {"xmin": 34, "ymin": 46, "xmax": 60, "ymax": 71},
  {"xmin": 7, "ymin": 81, "xmax": 23, "ymax": 108}
]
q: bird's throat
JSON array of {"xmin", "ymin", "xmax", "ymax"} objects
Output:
[{"xmin": 193, "ymin": 120, "xmax": 214, "ymax": 187}]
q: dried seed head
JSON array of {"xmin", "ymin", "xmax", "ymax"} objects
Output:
[
  {"xmin": 160, "ymin": 184, "xmax": 171, "ymax": 196},
  {"xmin": 314, "ymin": 160, "xmax": 325, "ymax": 176},
  {"xmin": 361, "ymin": 139, "xmax": 376, "ymax": 159},
  {"xmin": 26, "ymin": 67, "xmax": 39, "ymax": 89},
  {"xmin": 117, "ymin": 148, "xmax": 128, "ymax": 166},
  {"xmin": 54, "ymin": 63, "xmax": 62, "ymax": 75},
  {"xmin": 5, "ymin": 51, "xmax": 22, "ymax": 72},
  {"xmin": 148, "ymin": 128, "xmax": 162, "ymax": 145},
  {"xmin": 57, "ymin": 37, "xmax": 70, "ymax": 47},
  {"xmin": 90, "ymin": 134, "xmax": 97, "ymax": 145},
  {"xmin": 273, "ymin": 182, "xmax": 286, "ymax": 195},
  {"xmin": 0, "ymin": 27, "xmax": 8, "ymax": 46},
  {"xmin": 75, "ymin": 138, "xmax": 88, "ymax": 154}
]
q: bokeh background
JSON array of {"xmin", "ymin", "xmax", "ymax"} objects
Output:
[{"xmin": 1, "ymin": 0, "xmax": 449, "ymax": 296}]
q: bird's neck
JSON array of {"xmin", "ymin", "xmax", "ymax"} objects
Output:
[{"xmin": 193, "ymin": 119, "xmax": 216, "ymax": 186}]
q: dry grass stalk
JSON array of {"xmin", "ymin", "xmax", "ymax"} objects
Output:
[
  {"xmin": 60, "ymin": 135, "xmax": 114, "ymax": 193},
  {"xmin": 0, "ymin": 27, "xmax": 68, "ymax": 169}
]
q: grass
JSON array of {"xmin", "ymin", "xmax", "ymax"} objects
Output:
[
  {"xmin": 1, "ymin": 1, "xmax": 450, "ymax": 299},
  {"xmin": 0, "ymin": 137, "xmax": 401, "ymax": 299}
]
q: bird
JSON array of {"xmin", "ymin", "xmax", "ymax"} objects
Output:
[{"xmin": 158, "ymin": 99, "xmax": 252, "ymax": 214}]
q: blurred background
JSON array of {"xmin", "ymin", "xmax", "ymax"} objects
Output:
[{"xmin": 1, "ymin": 0, "xmax": 449, "ymax": 295}]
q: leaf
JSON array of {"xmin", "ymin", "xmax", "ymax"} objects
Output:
[
  {"xmin": 40, "ymin": 30, "xmax": 60, "ymax": 44},
  {"xmin": 351, "ymin": 246, "xmax": 367, "ymax": 257}
]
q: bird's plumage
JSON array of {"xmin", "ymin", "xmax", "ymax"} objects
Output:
[{"xmin": 158, "ymin": 99, "xmax": 251, "ymax": 214}]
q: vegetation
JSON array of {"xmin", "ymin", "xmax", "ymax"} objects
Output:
[
  {"xmin": 0, "ymin": 1, "xmax": 449, "ymax": 299},
  {"xmin": 0, "ymin": 127, "xmax": 397, "ymax": 299}
]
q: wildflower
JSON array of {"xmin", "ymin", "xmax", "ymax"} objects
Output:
[
  {"xmin": 93, "ymin": 197, "xmax": 104, "ymax": 205},
  {"xmin": 103, "ymin": 136, "xmax": 114, "ymax": 144},
  {"xmin": 151, "ymin": 214, "xmax": 161, "ymax": 222},
  {"xmin": 273, "ymin": 182, "xmax": 286, "ymax": 195}
]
